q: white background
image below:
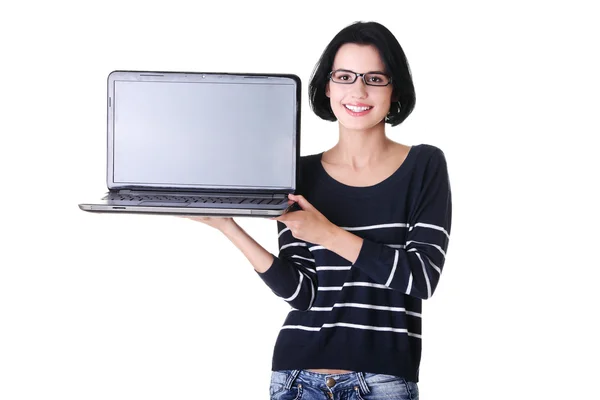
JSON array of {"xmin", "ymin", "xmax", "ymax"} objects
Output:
[{"xmin": 1, "ymin": 1, "xmax": 598, "ymax": 399}]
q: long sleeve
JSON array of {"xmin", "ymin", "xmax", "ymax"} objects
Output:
[
  {"xmin": 256, "ymin": 221, "xmax": 317, "ymax": 311},
  {"xmin": 352, "ymin": 148, "xmax": 452, "ymax": 299}
]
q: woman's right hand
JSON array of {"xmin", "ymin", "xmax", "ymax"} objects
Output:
[{"xmin": 181, "ymin": 215, "xmax": 236, "ymax": 232}]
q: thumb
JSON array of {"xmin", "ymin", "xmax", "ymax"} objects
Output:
[{"xmin": 289, "ymin": 194, "xmax": 314, "ymax": 211}]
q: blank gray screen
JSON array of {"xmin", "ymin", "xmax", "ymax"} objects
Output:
[{"xmin": 112, "ymin": 80, "xmax": 296, "ymax": 188}]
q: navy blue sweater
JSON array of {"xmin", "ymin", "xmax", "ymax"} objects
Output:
[{"xmin": 257, "ymin": 144, "xmax": 452, "ymax": 382}]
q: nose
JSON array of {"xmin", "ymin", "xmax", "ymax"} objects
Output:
[{"xmin": 348, "ymin": 78, "xmax": 368, "ymax": 98}]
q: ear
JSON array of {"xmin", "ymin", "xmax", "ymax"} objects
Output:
[{"xmin": 325, "ymin": 82, "xmax": 330, "ymax": 98}]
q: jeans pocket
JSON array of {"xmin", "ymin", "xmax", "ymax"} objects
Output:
[
  {"xmin": 270, "ymin": 371, "xmax": 288, "ymax": 397},
  {"xmin": 271, "ymin": 384, "xmax": 303, "ymax": 400},
  {"xmin": 404, "ymin": 381, "xmax": 419, "ymax": 400},
  {"xmin": 270, "ymin": 371, "xmax": 304, "ymax": 400},
  {"xmin": 360, "ymin": 374, "xmax": 419, "ymax": 400}
]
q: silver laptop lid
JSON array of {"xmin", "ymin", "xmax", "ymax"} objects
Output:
[{"xmin": 106, "ymin": 70, "xmax": 300, "ymax": 193}]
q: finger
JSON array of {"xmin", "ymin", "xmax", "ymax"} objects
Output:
[{"xmin": 289, "ymin": 194, "xmax": 313, "ymax": 211}]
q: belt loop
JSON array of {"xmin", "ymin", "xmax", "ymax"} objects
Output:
[
  {"xmin": 285, "ymin": 370, "xmax": 301, "ymax": 390},
  {"xmin": 357, "ymin": 372, "xmax": 370, "ymax": 395}
]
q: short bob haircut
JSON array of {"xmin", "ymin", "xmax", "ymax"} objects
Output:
[{"xmin": 309, "ymin": 21, "xmax": 416, "ymax": 127}]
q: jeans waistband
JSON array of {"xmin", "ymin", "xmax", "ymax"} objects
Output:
[{"xmin": 284, "ymin": 370, "xmax": 370, "ymax": 395}]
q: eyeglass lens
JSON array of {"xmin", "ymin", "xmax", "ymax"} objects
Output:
[{"xmin": 330, "ymin": 70, "xmax": 390, "ymax": 86}]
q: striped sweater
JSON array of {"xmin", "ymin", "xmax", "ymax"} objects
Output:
[{"xmin": 257, "ymin": 144, "xmax": 452, "ymax": 382}]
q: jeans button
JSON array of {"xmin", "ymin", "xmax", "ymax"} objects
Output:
[{"xmin": 326, "ymin": 377, "xmax": 336, "ymax": 388}]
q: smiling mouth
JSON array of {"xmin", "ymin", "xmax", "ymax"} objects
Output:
[{"xmin": 344, "ymin": 104, "xmax": 373, "ymax": 112}]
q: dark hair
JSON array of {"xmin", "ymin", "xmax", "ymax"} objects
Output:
[{"xmin": 309, "ymin": 21, "xmax": 416, "ymax": 127}]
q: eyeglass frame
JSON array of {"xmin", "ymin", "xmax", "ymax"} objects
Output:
[{"xmin": 327, "ymin": 69, "xmax": 393, "ymax": 87}]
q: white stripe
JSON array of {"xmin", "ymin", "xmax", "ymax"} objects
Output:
[
  {"xmin": 278, "ymin": 227, "xmax": 291, "ymax": 238},
  {"xmin": 281, "ymin": 242, "xmax": 307, "ymax": 251},
  {"xmin": 411, "ymin": 222, "xmax": 450, "ymax": 240},
  {"xmin": 283, "ymin": 271, "xmax": 304, "ymax": 302},
  {"xmin": 304, "ymin": 302, "xmax": 422, "ymax": 316},
  {"xmin": 308, "ymin": 277, "xmax": 316, "ymax": 309},
  {"xmin": 281, "ymin": 325, "xmax": 320, "ymax": 331},
  {"xmin": 294, "ymin": 261, "xmax": 316, "ymax": 274},
  {"xmin": 322, "ymin": 322, "xmax": 410, "ymax": 334},
  {"xmin": 281, "ymin": 323, "xmax": 421, "ymax": 338},
  {"xmin": 344, "ymin": 282, "xmax": 391, "ymax": 290},
  {"xmin": 406, "ymin": 273, "xmax": 413, "ymax": 295},
  {"xmin": 415, "ymin": 252, "xmax": 432, "ymax": 298},
  {"xmin": 317, "ymin": 281, "xmax": 392, "ymax": 291},
  {"xmin": 340, "ymin": 223, "xmax": 409, "ymax": 231},
  {"xmin": 385, "ymin": 250, "xmax": 399, "ymax": 287},
  {"xmin": 316, "ymin": 266, "xmax": 352, "ymax": 271},
  {"xmin": 426, "ymin": 256, "xmax": 441, "ymax": 274},
  {"xmin": 309, "ymin": 245, "xmax": 326, "ymax": 251},
  {"xmin": 386, "ymin": 244, "xmax": 405, "ymax": 249},
  {"xmin": 291, "ymin": 255, "xmax": 315, "ymax": 263},
  {"xmin": 317, "ymin": 286, "xmax": 343, "ymax": 291},
  {"xmin": 406, "ymin": 240, "xmax": 446, "ymax": 258}
]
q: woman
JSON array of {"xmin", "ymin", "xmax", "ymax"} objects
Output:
[{"xmin": 189, "ymin": 21, "xmax": 451, "ymax": 400}]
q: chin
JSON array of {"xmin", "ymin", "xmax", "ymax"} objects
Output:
[{"xmin": 337, "ymin": 116, "xmax": 386, "ymax": 132}]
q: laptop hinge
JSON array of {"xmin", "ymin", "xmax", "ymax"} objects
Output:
[{"xmin": 117, "ymin": 189, "xmax": 291, "ymax": 198}]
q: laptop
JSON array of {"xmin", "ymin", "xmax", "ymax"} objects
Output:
[{"xmin": 79, "ymin": 70, "xmax": 301, "ymax": 217}]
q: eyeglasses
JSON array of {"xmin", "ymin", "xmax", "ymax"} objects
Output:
[{"xmin": 328, "ymin": 69, "xmax": 392, "ymax": 86}]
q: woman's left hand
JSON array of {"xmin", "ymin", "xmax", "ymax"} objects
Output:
[{"xmin": 273, "ymin": 194, "xmax": 337, "ymax": 245}]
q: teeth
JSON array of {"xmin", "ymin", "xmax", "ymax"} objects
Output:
[{"xmin": 345, "ymin": 105, "xmax": 371, "ymax": 112}]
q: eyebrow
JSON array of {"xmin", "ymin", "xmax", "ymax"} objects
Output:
[{"xmin": 334, "ymin": 68, "xmax": 389, "ymax": 75}]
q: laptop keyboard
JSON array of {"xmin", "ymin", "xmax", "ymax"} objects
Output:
[{"xmin": 103, "ymin": 193, "xmax": 286, "ymax": 205}]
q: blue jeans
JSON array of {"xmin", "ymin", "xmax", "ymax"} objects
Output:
[{"xmin": 270, "ymin": 369, "xmax": 419, "ymax": 400}]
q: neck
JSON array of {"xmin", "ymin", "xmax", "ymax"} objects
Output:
[{"xmin": 331, "ymin": 121, "xmax": 393, "ymax": 168}]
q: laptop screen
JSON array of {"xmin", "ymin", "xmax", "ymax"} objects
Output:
[{"xmin": 106, "ymin": 72, "xmax": 299, "ymax": 191}]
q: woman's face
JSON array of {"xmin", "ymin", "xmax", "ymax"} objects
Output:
[{"xmin": 326, "ymin": 43, "xmax": 394, "ymax": 132}]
